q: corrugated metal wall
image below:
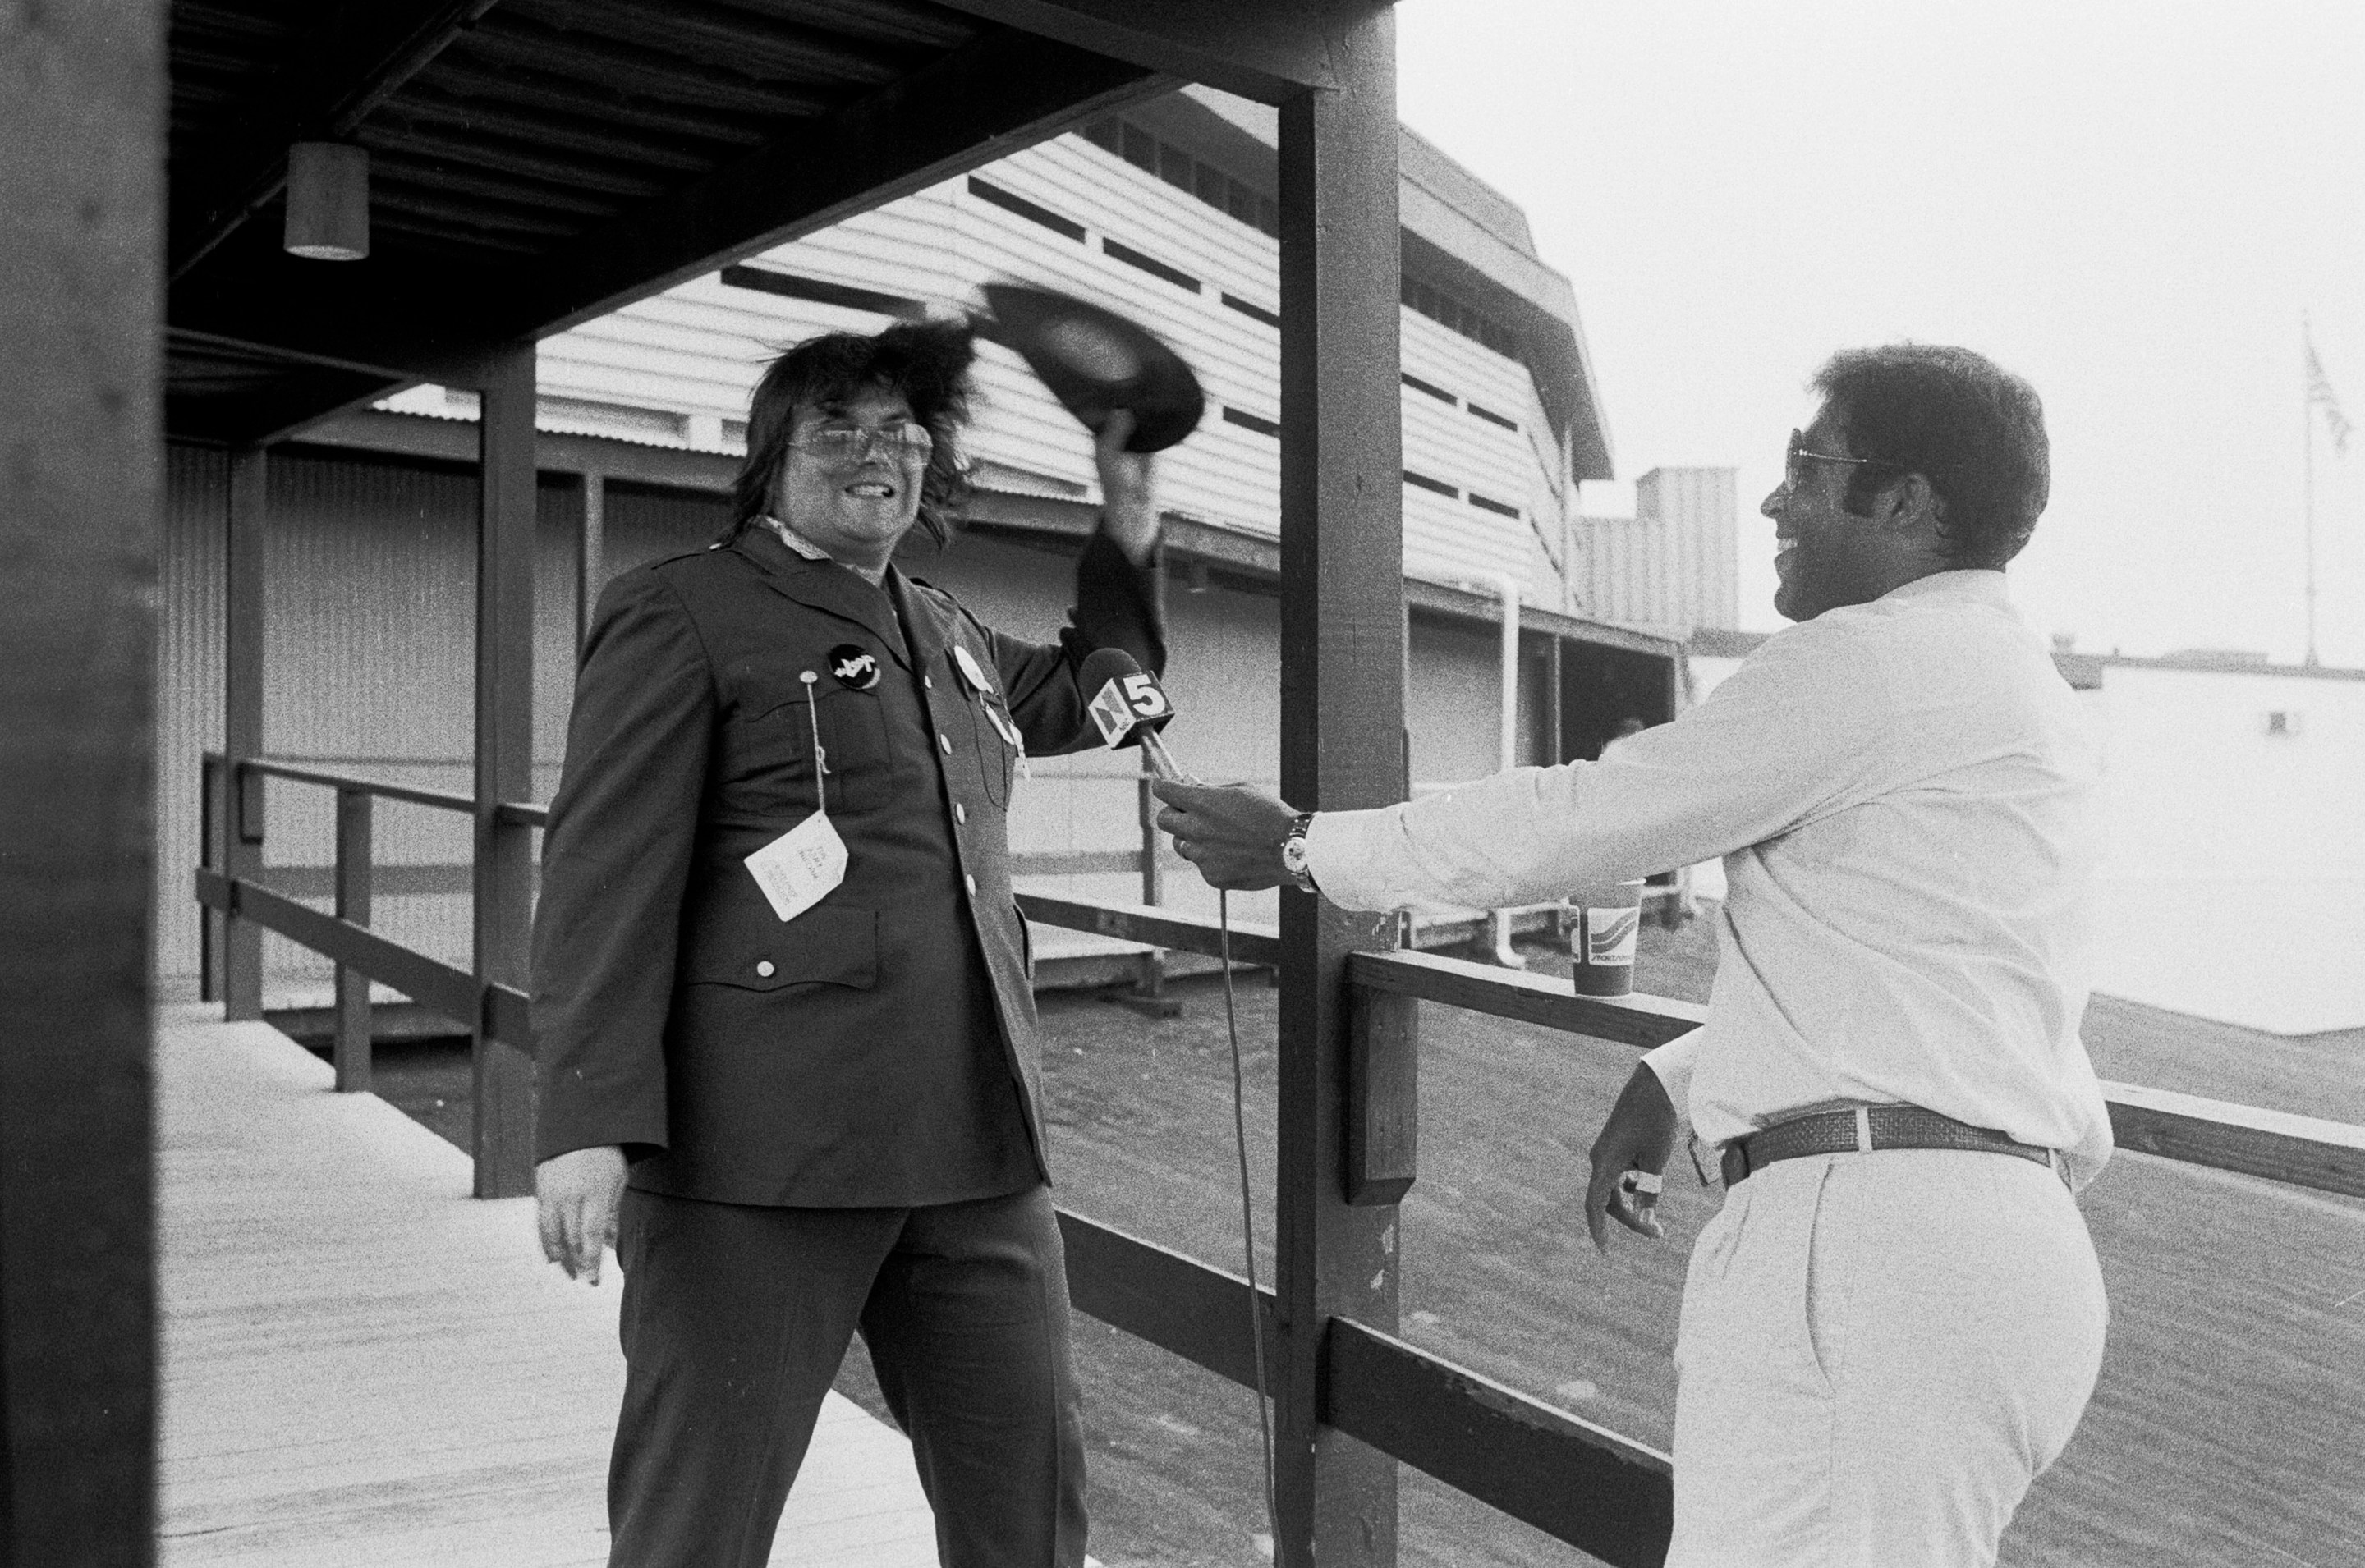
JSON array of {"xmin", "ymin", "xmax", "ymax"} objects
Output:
[
  {"xmin": 155, "ymin": 446, "xmax": 734, "ymax": 992},
  {"xmin": 1577, "ymin": 466, "xmax": 1739, "ymax": 635},
  {"xmin": 159, "ymin": 446, "xmax": 227, "ymax": 994},
  {"xmin": 1637, "ymin": 466, "xmax": 1739, "ymax": 633}
]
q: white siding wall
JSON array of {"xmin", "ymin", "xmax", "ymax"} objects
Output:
[{"xmin": 525, "ymin": 129, "xmax": 1575, "ymax": 609}]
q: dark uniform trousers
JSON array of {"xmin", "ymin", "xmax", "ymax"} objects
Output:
[
  {"xmin": 531, "ymin": 524, "xmax": 1162, "ymax": 1568},
  {"xmin": 608, "ymin": 1185, "xmax": 1086, "ymax": 1568}
]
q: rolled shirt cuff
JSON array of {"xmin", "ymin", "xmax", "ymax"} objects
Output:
[
  {"xmin": 1639, "ymin": 1027, "xmax": 1703, "ymax": 1130},
  {"xmin": 1299, "ymin": 805, "xmax": 1475, "ymax": 919}
]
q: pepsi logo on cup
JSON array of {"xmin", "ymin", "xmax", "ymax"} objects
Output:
[
  {"xmin": 829, "ymin": 644, "xmax": 881, "ymax": 690},
  {"xmin": 1586, "ymin": 907, "xmax": 1639, "ymax": 966}
]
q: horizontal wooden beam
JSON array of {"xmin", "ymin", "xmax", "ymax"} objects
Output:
[
  {"xmin": 1014, "ymin": 892, "xmax": 1282, "ymax": 966},
  {"xmin": 2105, "ymin": 1079, "xmax": 2365, "ymax": 1199},
  {"xmin": 169, "ymin": 0, "xmax": 506, "ymax": 278},
  {"xmin": 1324, "ymin": 1320, "xmax": 1674, "ymax": 1568},
  {"xmin": 184, "ymin": 860, "xmax": 2365, "ymax": 1205},
  {"xmin": 478, "ymin": 27, "xmax": 1158, "ymax": 344},
  {"xmin": 229, "ymin": 754, "xmax": 476, "ymax": 813},
  {"xmin": 1012, "ymin": 849, "xmax": 1146, "ymax": 878},
  {"xmin": 1057, "ymin": 1208, "xmax": 1675, "ymax": 1565},
  {"xmin": 195, "ymin": 869, "xmax": 479, "ymax": 1030},
  {"xmin": 172, "ymin": 28, "xmax": 1160, "ymax": 400},
  {"xmin": 1348, "ymin": 948, "xmax": 1706, "ymax": 1048},
  {"xmin": 1057, "ymin": 1209, "xmax": 1274, "ymax": 1389},
  {"xmin": 934, "ymin": 0, "xmax": 1394, "ymax": 103}
]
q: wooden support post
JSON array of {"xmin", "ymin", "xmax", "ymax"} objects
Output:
[
  {"xmin": 575, "ymin": 469, "xmax": 605, "ymax": 653},
  {"xmin": 1274, "ymin": 14, "xmax": 1406, "ymax": 1567},
  {"xmin": 1541, "ymin": 635, "xmax": 1565, "ymax": 766},
  {"xmin": 333, "ymin": 788, "xmax": 374, "ymax": 1093},
  {"xmin": 1132, "ymin": 544, "xmax": 1169, "ymax": 1000},
  {"xmin": 223, "ymin": 446, "xmax": 268, "ymax": 1021},
  {"xmin": 472, "ymin": 343, "xmax": 538, "ymax": 1199},
  {"xmin": 0, "ymin": 2, "xmax": 160, "ymax": 1557},
  {"xmin": 200, "ymin": 752, "xmax": 223, "ymax": 1002}
]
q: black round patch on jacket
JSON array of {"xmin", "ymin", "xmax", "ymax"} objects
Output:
[{"xmin": 828, "ymin": 644, "xmax": 883, "ymax": 690}]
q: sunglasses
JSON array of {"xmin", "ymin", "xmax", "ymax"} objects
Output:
[
  {"xmin": 792, "ymin": 423, "xmax": 934, "ymax": 462},
  {"xmin": 1784, "ymin": 429, "xmax": 1911, "ymax": 490}
]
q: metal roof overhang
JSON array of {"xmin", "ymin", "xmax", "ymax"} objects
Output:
[{"xmin": 164, "ymin": 0, "xmax": 1394, "ymax": 447}]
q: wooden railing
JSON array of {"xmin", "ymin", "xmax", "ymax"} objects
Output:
[{"xmin": 195, "ymin": 754, "xmax": 2365, "ymax": 1568}]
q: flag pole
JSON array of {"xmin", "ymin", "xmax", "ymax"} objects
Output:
[{"xmin": 2303, "ymin": 317, "xmax": 2319, "ymax": 667}]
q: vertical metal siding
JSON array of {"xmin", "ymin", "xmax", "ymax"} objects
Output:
[{"xmin": 157, "ymin": 445, "xmax": 226, "ymax": 987}]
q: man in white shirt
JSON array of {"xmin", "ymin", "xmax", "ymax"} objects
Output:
[{"xmin": 1153, "ymin": 344, "xmax": 2110, "ymax": 1567}]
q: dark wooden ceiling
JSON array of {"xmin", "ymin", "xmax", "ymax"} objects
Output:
[{"xmin": 162, "ymin": 1, "xmax": 1390, "ymax": 447}]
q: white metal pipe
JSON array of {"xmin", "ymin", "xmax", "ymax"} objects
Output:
[{"xmin": 1463, "ymin": 571, "xmax": 1525, "ymax": 969}]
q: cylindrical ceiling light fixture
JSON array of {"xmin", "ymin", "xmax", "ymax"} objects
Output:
[{"xmin": 283, "ymin": 142, "xmax": 370, "ymax": 261}]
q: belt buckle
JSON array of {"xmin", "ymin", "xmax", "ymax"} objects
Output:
[{"xmin": 1716, "ymin": 1140, "xmax": 1748, "ymax": 1188}]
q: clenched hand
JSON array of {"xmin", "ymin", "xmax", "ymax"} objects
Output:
[
  {"xmin": 1585, "ymin": 1061, "xmax": 1681, "ymax": 1254},
  {"xmin": 538, "ymin": 1144, "xmax": 627, "ymax": 1284}
]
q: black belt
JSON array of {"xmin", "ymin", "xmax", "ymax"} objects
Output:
[{"xmin": 1720, "ymin": 1104, "xmax": 2061, "ymax": 1188}]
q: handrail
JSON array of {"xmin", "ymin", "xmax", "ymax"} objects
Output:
[
  {"xmin": 233, "ymin": 755, "xmax": 480, "ymax": 815},
  {"xmin": 1013, "ymin": 895, "xmax": 2365, "ymax": 1202},
  {"xmin": 197, "ymin": 759, "xmax": 2365, "ymax": 1568},
  {"xmin": 1351, "ymin": 948, "xmax": 1706, "ymax": 1048}
]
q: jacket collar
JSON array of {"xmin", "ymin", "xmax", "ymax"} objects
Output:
[
  {"xmin": 728, "ymin": 525, "xmax": 910, "ymax": 669},
  {"xmin": 889, "ymin": 569, "xmax": 959, "ymax": 684}
]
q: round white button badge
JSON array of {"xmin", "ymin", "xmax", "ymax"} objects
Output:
[{"xmin": 755, "ymin": 960, "xmax": 775, "ymax": 978}]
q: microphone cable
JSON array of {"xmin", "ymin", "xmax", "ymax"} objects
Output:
[{"xmin": 1218, "ymin": 888, "xmax": 1281, "ymax": 1553}]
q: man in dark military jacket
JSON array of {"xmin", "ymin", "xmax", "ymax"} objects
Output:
[{"xmin": 530, "ymin": 322, "xmax": 1163, "ymax": 1568}]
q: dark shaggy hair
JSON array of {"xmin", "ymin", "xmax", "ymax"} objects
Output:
[
  {"xmin": 723, "ymin": 319, "xmax": 977, "ymax": 551},
  {"xmin": 1812, "ymin": 344, "xmax": 2050, "ymax": 569}
]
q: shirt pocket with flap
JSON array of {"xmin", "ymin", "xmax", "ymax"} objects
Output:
[{"xmin": 720, "ymin": 684, "xmax": 889, "ymax": 818}]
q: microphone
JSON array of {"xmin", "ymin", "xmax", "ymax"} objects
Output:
[{"xmin": 1077, "ymin": 648, "xmax": 1194, "ymax": 783}]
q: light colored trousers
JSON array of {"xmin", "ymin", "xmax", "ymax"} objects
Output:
[{"xmin": 1666, "ymin": 1148, "xmax": 2107, "ymax": 1568}]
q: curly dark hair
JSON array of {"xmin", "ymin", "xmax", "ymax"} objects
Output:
[
  {"xmin": 1811, "ymin": 344, "xmax": 2050, "ymax": 569},
  {"xmin": 723, "ymin": 319, "xmax": 977, "ymax": 551}
]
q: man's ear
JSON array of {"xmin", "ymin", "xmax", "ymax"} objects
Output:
[{"xmin": 1879, "ymin": 470, "xmax": 1943, "ymax": 539}]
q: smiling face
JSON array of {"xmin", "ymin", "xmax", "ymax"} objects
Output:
[
  {"xmin": 1763, "ymin": 406, "xmax": 1900, "ymax": 623},
  {"xmin": 767, "ymin": 384, "xmax": 930, "ymax": 573}
]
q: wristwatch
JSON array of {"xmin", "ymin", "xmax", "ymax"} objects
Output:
[{"xmin": 1279, "ymin": 812, "xmax": 1319, "ymax": 894}]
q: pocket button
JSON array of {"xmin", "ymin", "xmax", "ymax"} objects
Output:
[
  {"xmin": 955, "ymin": 802, "xmax": 967, "ymax": 825},
  {"xmin": 939, "ymin": 734, "xmax": 953, "ymax": 755},
  {"xmin": 755, "ymin": 960, "xmax": 775, "ymax": 978},
  {"xmin": 964, "ymin": 873, "xmax": 977, "ymax": 896}
]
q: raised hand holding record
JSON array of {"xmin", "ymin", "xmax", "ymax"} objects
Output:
[{"xmin": 976, "ymin": 283, "xmax": 1206, "ymax": 453}]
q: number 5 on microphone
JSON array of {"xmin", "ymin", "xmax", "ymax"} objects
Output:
[{"xmin": 1121, "ymin": 672, "xmax": 1170, "ymax": 718}]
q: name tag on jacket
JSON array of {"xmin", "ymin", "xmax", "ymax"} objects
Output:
[{"xmin": 744, "ymin": 814, "xmax": 847, "ymax": 923}]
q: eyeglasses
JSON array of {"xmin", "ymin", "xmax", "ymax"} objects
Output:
[
  {"xmin": 792, "ymin": 423, "xmax": 934, "ymax": 462},
  {"xmin": 1784, "ymin": 429, "xmax": 1908, "ymax": 490}
]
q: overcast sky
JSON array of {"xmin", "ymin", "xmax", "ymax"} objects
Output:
[{"xmin": 1394, "ymin": 0, "xmax": 2364, "ymax": 666}]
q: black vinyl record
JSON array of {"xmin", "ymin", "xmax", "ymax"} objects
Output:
[{"xmin": 977, "ymin": 283, "xmax": 1207, "ymax": 453}]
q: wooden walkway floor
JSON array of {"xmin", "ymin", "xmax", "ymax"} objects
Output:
[{"xmin": 155, "ymin": 1002, "xmax": 940, "ymax": 1567}]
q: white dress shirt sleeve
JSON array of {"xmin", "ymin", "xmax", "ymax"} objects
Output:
[
  {"xmin": 1641, "ymin": 1028, "xmax": 1704, "ymax": 1127},
  {"xmin": 1301, "ymin": 627, "xmax": 1890, "ymax": 915}
]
